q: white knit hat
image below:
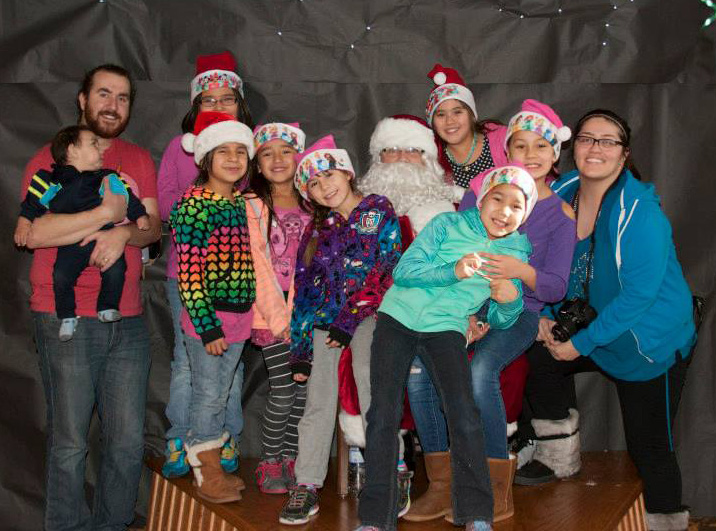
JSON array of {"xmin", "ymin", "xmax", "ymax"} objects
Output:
[{"xmin": 369, "ymin": 115, "xmax": 438, "ymax": 161}]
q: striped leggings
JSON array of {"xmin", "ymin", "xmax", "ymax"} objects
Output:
[{"xmin": 260, "ymin": 342, "xmax": 307, "ymax": 459}]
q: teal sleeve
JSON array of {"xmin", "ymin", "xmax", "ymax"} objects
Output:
[
  {"xmin": 486, "ymin": 278, "xmax": 524, "ymax": 330},
  {"xmin": 392, "ymin": 214, "xmax": 459, "ymax": 288}
]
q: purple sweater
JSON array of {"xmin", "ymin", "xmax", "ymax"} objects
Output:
[
  {"xmin": 459, "ymin": 191, "xmax": 576, "ymax": 313},
  {"xmin": 157, "ymin": 135, "xmax": 202, "ymax": 280}
]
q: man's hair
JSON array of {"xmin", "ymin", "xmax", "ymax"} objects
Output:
[
  {"xmin": 76, "ymin": 64, "xmax": 136, "ymax": 119},
  {"xmin": 51, "ymin": 125, "xmax": 91, "ymax": 165}
]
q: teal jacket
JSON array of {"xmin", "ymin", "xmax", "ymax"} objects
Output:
[
  {"xmin": 550, "ymin": 169, "xmax": 695, "ymax": 381},
  {"xmin": 378, "ymin": 208, "xmax": 531, "ymax": 334}
]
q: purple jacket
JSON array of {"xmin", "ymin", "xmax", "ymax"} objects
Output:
[{"xmin": 289, "ymin": 194, "xmax": 402, "ymax": 375}]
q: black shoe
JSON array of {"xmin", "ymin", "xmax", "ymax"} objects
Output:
[{"xmin": 513, "ymin": 459, "xmax": 556, "ymax": 486}]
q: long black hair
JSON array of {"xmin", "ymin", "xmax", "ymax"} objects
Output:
[
  {"xmin": 573, "ymin": 108, "xmax": 641, "ymax": 181},
  {"xmin": 246, "ymin": 154, "xmax": 311, "ymax": 251},
  {"xmin": 181, "ymin": 88, "xmax": 254, "ymax": 133}
]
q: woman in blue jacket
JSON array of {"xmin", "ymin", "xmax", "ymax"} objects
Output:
[{"xmin": 515, "ymin": 109, "xmax": 695, "ymax": 531}]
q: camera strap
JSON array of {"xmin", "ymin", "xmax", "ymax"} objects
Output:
[{"xmin": 571, "ymin": 191, "xmax": 598, "ymax": 304}]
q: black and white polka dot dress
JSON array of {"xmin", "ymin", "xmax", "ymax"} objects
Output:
[{"xmin": 449, "ymin": 135, "xmax": 495, "ymax": 188}]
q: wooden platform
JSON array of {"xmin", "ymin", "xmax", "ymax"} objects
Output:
[{"xmin": 146, "ymin": 452, "xmax": 647, "ymax": 530}]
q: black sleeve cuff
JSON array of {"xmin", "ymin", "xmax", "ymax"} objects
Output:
[
  {"xmin": 199, "ymin": 326, "xmax": 225, "ymax": 345},
  {"xmin": 291, "ymin": 361, "xmax": 312, "ymax": 378},
  {"xmin": 327, "ymin": 325, "xmax": 353, "ymax": 348}
]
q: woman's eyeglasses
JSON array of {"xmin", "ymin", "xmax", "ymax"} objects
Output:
[
  {"xmin": 200, "ymin": 95, "xmax": 238, "ymax": 108},
  {"xmin": 574, "ymin": 135, "xmax": 625, "ymax": 150}
]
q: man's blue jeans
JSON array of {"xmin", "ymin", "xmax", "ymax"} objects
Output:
[
  {"xmin": 164, "ymin": 279, "xmax": 244, "ymax": 443},
  {"xmin": 184, "ymin": 336, "xmax": 245, "ymax": 446},
  {"xmin": 407, "ymin": 310, "xmax": 538, "ymax": 458},
  {"xmin": 34, "ymin": 312, "xmax": 150, "ymax": 531}
]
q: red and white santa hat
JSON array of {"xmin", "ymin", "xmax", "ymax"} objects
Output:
[
  {"xmin": 181, "ymin": 111, "xmax": 255, "ymax": 164},
  {"xmin": 190, "ymin": 51, "xmax": 244, "ymax": 102},
  {"xmin": 425, "ymin": 64, "xmax": 477, "ymax": 124},
  {"xmin": 369, "ymin": 114, "xmax": 439, "ymax": 162},
  {"xmin": 505, "ymin": 99, "xmax": 571, "ymax": 158},
  {"xmin": 253, "ymin": 122, "xmax": 306, "ymax": 153},
  {"xmin": 471, "ymin": 163, "xmax": 538, "ymax": 224},
  {"xmin": 294, "ymin": 135, "xmax": 355, "ymax": 200}
]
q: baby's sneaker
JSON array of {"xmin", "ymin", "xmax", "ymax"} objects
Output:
[
  {"xmin": 97, "ymin": 309, "xmax": 122, "ymax": 323},
  {"xmin": 58, "ymin": 318, "xmax": 78, "ymax": 342}
]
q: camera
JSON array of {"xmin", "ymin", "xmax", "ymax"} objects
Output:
[{"xmin": 551, "ymin": 298, "xmax": 597, "ymax": 343}]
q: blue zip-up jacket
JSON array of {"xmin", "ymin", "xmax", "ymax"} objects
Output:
[
  {"xmin": 379, "ymin": 207, "xmax": 530, "ymax": 334},
  {"xmin": 549, "ymin": 169, "xmax": 695, "ymax": 381}
]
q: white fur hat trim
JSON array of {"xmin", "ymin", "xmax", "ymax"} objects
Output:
[
  {"xmin": 182, "ymin": 120, "xmax": 255, "ymax": 164},
  {"xmin": 369, "ymin": 117, "xmax": 438, "ymax": 160}
]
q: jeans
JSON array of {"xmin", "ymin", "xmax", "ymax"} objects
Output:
[
  {"xmin": 184, "ymin": 335, "xmax": 245, "ymax": 446},
  {"xmin": 164, "ymin": 279, "xmax": 244, "ymax": 443},
  {"xmin": 34, "ymin": 312, "xmax": 150, "ymax": 531},
  {"xmin": 408, "ymin": 309, "xmax": 538, "ymax": 458},
  {"xmin": 525, "ymin": 341, "xmax": 691, "ymax": 513},
  {"xmin": 359, "ymin": 314, "xmax": 492, "ymax": 530}
]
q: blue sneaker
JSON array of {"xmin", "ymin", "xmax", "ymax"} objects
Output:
[
  {"xmin": 220, "ymin": 436, "xmax": 239, "ymax": 473},
  {"xmin": 161, "ymin": 438, "xmax": 190, "ymax": 478}
]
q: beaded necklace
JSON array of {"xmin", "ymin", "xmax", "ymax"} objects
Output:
[{"xmin": 446, "ymin": 132, "xmax": 478, "ymax": 166}]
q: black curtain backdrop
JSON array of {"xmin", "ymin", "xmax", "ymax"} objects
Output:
[{"xmin": 1, "ymin": 1, "xmax": 715, "ymax": 528}]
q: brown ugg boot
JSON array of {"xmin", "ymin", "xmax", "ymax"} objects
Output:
[
  {"xmin": 445, "ymin": 454, "xmax": 518, "ymax": 524},
  {"xmin": 187, "ymin": 435, "xmax": 242, "ymax": 504},
  {"xmin": 489, "ymin": 454, "xmax": 517, "ymax": 522},
  {"xmin": 403, "ymin": 451, "xmax": 451, "ymax": 521}
]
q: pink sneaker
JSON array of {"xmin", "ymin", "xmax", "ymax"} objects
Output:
[
  {"xmin": 255, "ymin": 458, "xmax": 287, "ymax": 494},
  {"xmin": 282, "ymin": 455, "xmax": 297, "ymax": 488}
]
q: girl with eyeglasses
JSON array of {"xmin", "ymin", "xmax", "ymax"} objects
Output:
[
  {"xmin": 157, "ymin": 51, "xmax": 254, "ymax": 480},
  {"xmin": 515, "ymin": 109, "xmax": 696, "ymax": 531}
]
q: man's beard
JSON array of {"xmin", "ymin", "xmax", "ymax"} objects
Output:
[
  {"xmin": 84, "ymin": 107, "xmax": 129, "ymax": 139},
  {"xmin": 357, "ymin": 161, "xmax": 454, "ymax": 216}
]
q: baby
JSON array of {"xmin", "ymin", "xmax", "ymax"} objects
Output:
[{"xmin": 15, "ymin": 125, "xmax": 149, "ymax": 341}]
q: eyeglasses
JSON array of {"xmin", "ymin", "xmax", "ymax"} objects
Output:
[
  {"xmin": 200, "ymin": 95, "xmax": 238, "ymax": 108},
  {"xmin": 380, "ymin": 147, "xmax": 424, "ymax": 157},
  {"xmin": 574, "ymin": 135, "xmax": 625, "ymax": 150}
]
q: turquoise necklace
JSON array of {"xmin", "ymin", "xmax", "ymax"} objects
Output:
[{"xmin": 446, "ymin": 133, "xmax": 478, "ymax": 167}]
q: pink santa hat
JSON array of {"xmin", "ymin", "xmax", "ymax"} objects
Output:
[
  {"xmin": 294, "ymin": 135, "xmax": 355, "ymax": 200},
  {"xmin": 471, "ymin": 163, "xmax": 538, "ymax": 224},
  {"xmin": 505, "ymin": 99, "xmax": 572, "ymax": 158},
  {"xmin": 181, "ymin": 111, "xmax": 255, "ymax": 164},
  {"xmin": 425, "ymin": 64, "xmax": 478, "ymax": 124}
]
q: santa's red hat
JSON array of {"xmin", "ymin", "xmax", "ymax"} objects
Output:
[
  {"xmin": 369, "ymin": 114, "xmax": 439, "ymax": 161},
  {"xmin": 190, "ymin": 51, "xmax": 244, "ymax": 102},
  {"xmin": 425, "ymin": 64, "xmax": 477, "ymax": 124},
  {"xmin": 181, "ymin": 111, "xmax": 254, "ymax": 164}
]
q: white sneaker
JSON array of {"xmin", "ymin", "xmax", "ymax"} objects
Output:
[
  {"xmin": 97, "ymin": 309, "xmax": 122, "ymax": 323},
  {"xmin": 59, "ymin": 318, "xmax": 78, "ymax": 342}
]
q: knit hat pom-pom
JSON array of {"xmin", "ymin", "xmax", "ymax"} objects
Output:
[
  {"xmin": 557, "ymin": 126, "xmax": 572, "ymax": 142},
  {"xmin": 433, "ymin": 72, "xmax": 447, "ymax": 85},
  {"xmin": 181, "ymin": 133, "xmax": 196, "ymax": 153}
]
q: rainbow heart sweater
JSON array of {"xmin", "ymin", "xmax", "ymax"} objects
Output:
[{"xmin": 170, "ymin": 185, "xmax": 256, "ymax": 344}]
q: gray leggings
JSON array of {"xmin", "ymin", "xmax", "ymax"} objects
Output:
[{"xmin": 294, "ymin": 319, "xmax": 375, "ymax": 487}]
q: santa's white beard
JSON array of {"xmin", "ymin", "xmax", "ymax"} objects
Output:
[{"xmin": 357, "ymin": 162, "xmax": 454, "ymax": 216}]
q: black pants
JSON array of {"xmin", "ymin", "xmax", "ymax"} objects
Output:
[
  {"xmin": 525, "ymin": 342, "xmax": 690, "ymax": 513},
  {"xmin": 53, "ymin": 241, "xmax": 126, "ymax": 319},
  {"xmin": 359, "ymin": 313, "xmax": 493, "ymax": 529}
]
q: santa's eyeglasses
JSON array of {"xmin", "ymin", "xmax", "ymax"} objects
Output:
[{"xmin": 380, "ymin": 147, "xmax": 424, "ymax": 159}]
